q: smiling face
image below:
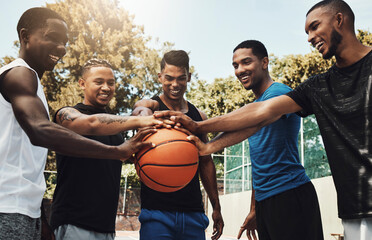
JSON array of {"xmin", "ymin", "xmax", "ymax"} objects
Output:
[
  {"xmin": 158, "ymin": 63, "xmax": 190, "ymax": 102},
  {"xmin": 305, "ymin": 7, "xmax": 343, "ymax": 59},
  {"xmin": 79, "ymin": 66, "xmax": 115, "ymax": 109},
  {"xmin": 232, "ymin": 48, "xmax": 268, "ymax": 91},
  {"xmin": 22, "ymin": 18, "xmax": 68, "ymax": 75}
]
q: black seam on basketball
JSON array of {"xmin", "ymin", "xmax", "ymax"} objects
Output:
[
  {"xmin": 139, "ymin": 168, "xmax": 184, "ymax": 188},
  {"xmin": 136, "ymin": 139, "xmax": 195, "ymax": 162},
  {"xmin": 140, "ymin": 162, "xmax": 198, "ymax": 167}
]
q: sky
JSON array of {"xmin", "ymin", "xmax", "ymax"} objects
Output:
[{"xmin": 1, "ymin": 0, "xmax": 371, "ymax": 82}]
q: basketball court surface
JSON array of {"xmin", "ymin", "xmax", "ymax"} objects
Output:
[{"xmin": 115, "ymin": 231, "xmax": 244, "ymax": 240}]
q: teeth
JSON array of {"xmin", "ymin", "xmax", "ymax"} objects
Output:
[
  {"xmin": 49, "ymin": 54, "xmax": 60, "ymax": 62},
  {"xmin": 315, "ymin": 41, "xmax": 324, "ymax": 50},
  {"xmin": 170, "ymin": 90, "xmax": 180, "ymax": 94}
]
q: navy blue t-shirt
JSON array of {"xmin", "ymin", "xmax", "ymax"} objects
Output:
[{"xmin": 250, "ymin": 82, "xmax": 310, "ymax": 201}]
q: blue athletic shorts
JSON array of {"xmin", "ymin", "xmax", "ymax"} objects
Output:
[{"xmin": 139, "ymin": 209, "xmax": 209, "ymax": 240}]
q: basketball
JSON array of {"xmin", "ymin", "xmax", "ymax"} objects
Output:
[{"xmin": 134, "ymin": 128, "xmax": 199, "ymax": 192}]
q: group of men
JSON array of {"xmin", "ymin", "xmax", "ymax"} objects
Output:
[{"xmin": 0, "ymin": 0, "xmax": 370, "ymax": 240}]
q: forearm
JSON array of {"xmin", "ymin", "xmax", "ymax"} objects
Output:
[
  {"xmin": 85, "ymin": 114, "xmax": 148, "ymax": 135},
  {"xmin": 29, "ymin": 120, "xmax": 123, "ymax": 159},
  {"xmin": 250, "ymin": 188, "xmax": 256, "ymax": 212},
  {"xmin": 199, "ymin": 156, "xmax": 221, "ymax": 211},
  {"xmin": 204, "ymin": 127, "xmax": 260, "ymax": 155},
  {"xmin": 196, "ymin": 95, "xmax": 298, "ymax": 133}
]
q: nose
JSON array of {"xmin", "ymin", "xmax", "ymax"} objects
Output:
[
  {"xmin": 56, "ymin": 43, "xmax": 67, "ymax": 58},
  {"xmin": 235, "ymin": 64, "xmax": 244, "ymax": 77},
  {"xmin": 307, "ymin": 31, "xmax": 315, "ymax": 44},
  {"xmin": 171, "ymin": 80, "xmax": 179, "ymax": 88},
  {"xmin": 101, "ymin": 82, "xmax": 110, "ymax": 91}
]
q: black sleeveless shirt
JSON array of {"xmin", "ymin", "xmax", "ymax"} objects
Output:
[
  {"xmin": 140, "ymin": 96, "xmax": 204, "ymax": 212},
  {"xmin": 50, "ymin": 103, "xmax": 123, "ymax": 233}
]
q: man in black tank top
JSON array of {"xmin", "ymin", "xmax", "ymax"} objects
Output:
[
  {"xmin": 50, "ymin": 59, "xmax": 162, "ymax": 240},
  {"xmin": 133, "ymin": 50, "xmax": 224, "ymax": 240}
]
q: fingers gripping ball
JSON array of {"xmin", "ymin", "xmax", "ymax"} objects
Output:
[{"xmin": 135, "ymin": 128, "xmax": 199, "ymax": 192}]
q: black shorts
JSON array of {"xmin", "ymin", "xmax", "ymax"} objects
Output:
[{"xmin": 255, "ymin": 182, "xmax": 324, "ymax": 240}]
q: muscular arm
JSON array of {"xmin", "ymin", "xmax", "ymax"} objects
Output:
[
  {"xmin": 1, "ymin": 67, "xmax": 154, "ymax": 160},
  {"xmin": 56, "ymin": 107, "xmax": 162, "ymax": 135},
  {"xmin": 155, "ymin": 95, "xmax": 302, "ymax": 134},
  {"xmin": 132, "ymin": 99, "xmax": 159, "ymax": 116},
  {"xmin": 197, "ymin": 110, "xmax": 224, "ymax": 240},
  {"xmin": 198, "ymin": 95, "xmax": 301, "ymax": 133}
]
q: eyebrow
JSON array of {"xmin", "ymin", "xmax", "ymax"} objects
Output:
[
  {"xmin": 232, "ymin": 57, "xmax": 252, "ymax": 65},
  {"xmin": 305, "ymin": 20, "xmax": 318, "ymax": 34}
]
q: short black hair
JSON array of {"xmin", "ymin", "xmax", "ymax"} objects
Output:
[
  {"xmin": 160, "ymin": 50, "xmax": 190, "ymax": 73},
  {"xmin": 81, "ymin": 58, "xmax": 113, "ymax": 77},
  {"xmin": 17, "ymin": 7, "xmax": 65, "ymax": 40},
  {"xmin": 307, "ymin": 0, "xmax": 355, "ymax": 26},
  {"xmin": 233, "ymin": 40, "xmax": 268, "ymax": 60}
]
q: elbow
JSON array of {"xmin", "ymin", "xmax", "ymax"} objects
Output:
[{"xmin": 27, "ymin": 122, "xmax": 52, "ymax": 147}]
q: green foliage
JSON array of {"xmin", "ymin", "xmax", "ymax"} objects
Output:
[
  {"xmin": 187, "ymin": 76, "xmax": 255, "ymax": 119},
  {"xmin": 45, "ymin": 0, "xmax": 165, "ymax": 115},
  {"xmin": 357, "ymin": 29, "xmax": 372, "ymax": 46},
  {"xmin": 121, "ymin": 163, "xmax": 140, "ymax": 188},
  {"xmin": 270, "ymin": 52, "xmax": 334, "ymax": 89}
]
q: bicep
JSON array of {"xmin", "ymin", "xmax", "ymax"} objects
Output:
[
  {"xmin": 3, "ymin": 68, "xmax": 51, "ymax": 134},
  {"xmin": 55, "ymin": 107, "xmax": 84, "ymax": 129},
  {"xmin": 132, "ymin": 99, "xmax": 159, "ymax": 116}
]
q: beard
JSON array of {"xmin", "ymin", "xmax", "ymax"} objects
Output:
[{"xmin": 323, "ymin": 28, "xmax": 342, "ymax": 59}]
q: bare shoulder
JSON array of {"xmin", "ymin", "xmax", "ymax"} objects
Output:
[
  {"xmin": 133, "ymin": 99, "xmax": 159, "ymax": 110},
  {"xmin": 1, "ymin": 66, "xmax": 38, "ymax": 100},
  {"xmin": 196, "ymin": 108, "xmax": 208, "ymax": 121}
]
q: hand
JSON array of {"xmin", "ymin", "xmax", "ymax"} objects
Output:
[
  {"xmin": 237, "ymin": 211, "xmax": 258, "ymax": 240},
  {"xmin": 139, "ymin": 115, "xmax": 164, "ymax": 128},
  {"xmin": 187, "ymin": 135, "xmax": 211, "ymax": 156},
  {"xmin": 211, "ymin": 209, "xmax": 224, "ymax": 240},
  {"xmin": 41, "ymin": 218, "xmax": 55, "ymax": 240},
  {"xmin": 118, "ymin": 127, "xmax": 157, "ymax": 161},
  {"xmin": 153, "ymin": 110, "xmax": 199, "ymax": 134}
]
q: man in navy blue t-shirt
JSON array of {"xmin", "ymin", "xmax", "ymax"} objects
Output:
[{"xmin": 188, "ymin": 40, "xmax": 324, "ymax": 240}]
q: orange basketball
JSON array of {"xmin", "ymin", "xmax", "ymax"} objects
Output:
[{"xmin": 134, "ymin": 128, "xmax": 199, "ymax": 192}]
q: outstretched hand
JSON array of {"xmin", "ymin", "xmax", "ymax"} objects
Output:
[
  {"xmin": 153, "ymin": 110, "xmax": 199, "ymax": 134},
  {"xmin": 237, "ymin": 211, "xmax": 258, "ymax": 240},
  {"xmin": 118, "ymin": 127, "xmax": 157, "ymax": 161},
  {"xmin": 186, "ymin": 135, "xmax": 211, "ymax": 156},
  {"xmin": 211, "ymin": 209, "xmax": 224, "ymax": 240}
]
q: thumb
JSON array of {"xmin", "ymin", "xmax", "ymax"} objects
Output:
[{"xmin": 187, "ymin": 135, "xmax": 199, "ymax": 143}]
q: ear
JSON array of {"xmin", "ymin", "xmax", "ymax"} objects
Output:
[
  {"xmin": 157, "ymin": 72, "xmax": 163, "ymax": 83},
  {"xmin": 19, "ymin": 28, "xmax": 30, "ymax": 44},
  {"xmin": 78, "ymin": 78, "xmax": 86, "ymax": 89},
  {"xmin": 335, "ymin": 12, "xmax": 344, "ymax": 28},
  {"xmin": 187, "ymin": 72, "xmax": 191, "ymax": 82},
  {"xmin": 262, "ymin": 56, "xmax": 269, "ymax": 70}
]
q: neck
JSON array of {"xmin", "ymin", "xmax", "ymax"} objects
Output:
[
  {"xmin": 159, "ymin": 94, "xmax": 188, "ymax": 112},
  {"xmin": 19, "ymin": 51, "xmax": 44, "ymax": 79},
  {"xmin": 252, "ymin": 75, "xmax": 274, "ymax": 98},
  {"xmin": 82, "ymin": 99, "xmax": 106, "ymax": 110},
  {"xmin": 335, "ymin": 35, "xmax": 372, "ymax": 68}
]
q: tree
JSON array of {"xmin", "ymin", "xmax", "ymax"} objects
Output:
[
  {"xmin": 187, "ymin": 76, "xmax": 255, "ymax": 119},
  {"xmin": 44, "ymin": 0, "xmax": 166, "ymax": 116}
]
